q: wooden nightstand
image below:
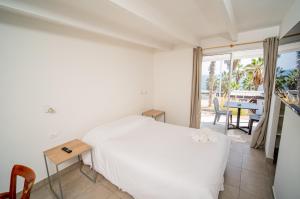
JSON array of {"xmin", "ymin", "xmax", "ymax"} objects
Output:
[
  {"xmin": 43, "ymin": 139, "xmax": 96, "ymax": 199},
  {"xmin": 142, "ymin": 109, "xmax": 165, "ymax": 122}
]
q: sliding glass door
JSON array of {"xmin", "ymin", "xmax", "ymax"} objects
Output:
[
  {"xmin": 229, "ymin": 50, "xmax": 264, "ymax": 134},
  {"xmin": 200, "ymin": 54, "xmax": 232, "ymax": 133},
  {"xmin": 200, "ymin": 49, "xmax": 264, "ymax": 134}
]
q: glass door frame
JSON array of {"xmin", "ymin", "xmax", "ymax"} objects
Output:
[
  {"xmin": 225, "ymin": 53, "xmax": 233, "ymax": 135},
  {"xmin": 200, "ymin": 52, "xmax": 233, "ymax": 134},
  {"xmin": 201, "ymin": 49, "xmax": 264, "ymax": 134}
]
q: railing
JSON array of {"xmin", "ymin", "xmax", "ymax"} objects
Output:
[
  {"xmin": 201, "ymin": 90, "xmax": 264, "ymax": 100},
  {"xmin": 200, "ymin": 90, "xmax": 264, "ymax": 112}
]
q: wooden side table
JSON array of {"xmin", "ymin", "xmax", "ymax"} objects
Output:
[
  {"xmin": 43, "ymin": 139, "xmax": 97, "ymax": 199},
  {"xmin": 142, "ymin": 109, "xmax": 165, "ymax": 122}
]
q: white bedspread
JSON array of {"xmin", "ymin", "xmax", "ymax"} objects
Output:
[{"xmin": 82, "ymin": 116, "xmax": 230, "ymax": 199}]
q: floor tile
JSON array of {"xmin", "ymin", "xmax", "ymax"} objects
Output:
[
  {"xmin": 240, "ymin": 169, "xmax": 273, "ymax": 199},
  {"xmin": 101, "ymin": 178, "xmax": 120, "ymax": 192},
  {"xmin": 242, "ymin": 156, "xmax": 269, "ymax": 176},
  {"xmin": 30, "ymin": 186, "xmax": 56, "ymax": 199},
  {"xmin": 61, "ymin": 170, "xmax": 94, "ymax": 198},
  {"xmin": 239, "ymin": 190, "xmax": 264, "ymax": 199},
  {"xmin": 115, "ymin": 190, "xmax": 134, "ymax": 199},
  {"xmin": 224, "ymin": 165, "xmax": 241, "ymax": 188},
  {"xmin": 75, "ymin": 183, "xmax": 113, "ymax": 199},
  {"xmin": 107, "ymin": 193, "xmax": 122, "ymax": 199},
  {"xmin": 228, "ymin": 151, "xmax": 243, "ymax": 168},
  {"xmin": 219, "ymin": 185, "xmax": 239, "ymax": 199}
]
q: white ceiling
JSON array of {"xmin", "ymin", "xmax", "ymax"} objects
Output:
[
  {"xmin": 0, "ymin": 0, "xmax": 295, "ymax": 50},
  {"xmin": 232, "ymin": 0, "xmax": 294, "ymax": 31}
]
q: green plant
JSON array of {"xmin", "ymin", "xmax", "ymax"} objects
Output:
[
  {"xmin": 244, "ymin": 58, "xmax": 264, "ymax": 90},
  {"xmin": 286, "ymin": 69, "xmax": 299, "ymax": 90},
  {"xmin": 242, "ymin": 74, "xmax": 255, "ymax": 90},
  {"xmin": 275, "ymin": 67, "xmax": 287, "ymax": 91},
  {"xmin": 232, "ymin": 60, "xmax": 244, "ymax": 83},
  {"xmin": 230, "ymin": 81, "xmax": 240, "ymax": 90},
  {"xmin": 221, "ymin": 71, "xmax": 230, "ymax": 97}
]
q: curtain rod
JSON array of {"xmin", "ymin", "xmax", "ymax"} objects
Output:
[
  {"xmin": 282, "ymin": 32, "xmax": 300, "ymax": 38},
  {"xmin": 202, "ymin": 40, "xmax": 263, "ymax": 51},
  {"xmin": 202, "ymin": 32, "xmax": 300, "ymax": 51}
]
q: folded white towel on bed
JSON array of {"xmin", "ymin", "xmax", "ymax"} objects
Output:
[
  {"xmin": 191, "ymin": 128, "xmax": 218, "ymax": 143},
  {"xmin": 192, "ymin": 133, "xmax": 209, "ymax": 143}
]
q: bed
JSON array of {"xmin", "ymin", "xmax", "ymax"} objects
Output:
[{"xmin": 82, "ymin": 115, "xmax": 230, "ymax": 199}]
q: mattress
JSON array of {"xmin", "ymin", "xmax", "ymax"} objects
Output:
[{"xmin": 82, "ymin": 115, "xmax": 230, "ymax": 199}]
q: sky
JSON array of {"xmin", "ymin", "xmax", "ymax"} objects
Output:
[
  {"xmin": 202, "ymin": 58, "xmax": 254, "ymax": 76},
  {"xmin": 276, "ymin": 51, "xmax": 299, "ymax": 71}
]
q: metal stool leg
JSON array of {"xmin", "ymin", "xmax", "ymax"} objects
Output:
[
  {"xmin": 249, "ymin": 120, "xmax": 253, "ymax": 135},
  {"xmin": 44, "ymin": 154, "xmax": 64, "ymax": 199},
  {"xmin": 56, "ymin": 165, "xmax": 64, "ymax": 199},
  {"xmin": 79, "ymin": 150, "xmax": 97, "ymax": 182}
]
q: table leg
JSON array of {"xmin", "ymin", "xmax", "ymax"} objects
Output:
[
  {"xmin": 79, "ymin": 151, "xmax": 97, "ymax": 182},
  {"xmin": 44, "ymin": 154, "xmax": 53, "ymax": 191},
  {"xmin": 237, "ymin": 108, "xmax": 241, "ymax": 128},
  {"xmin": 90, "ymin": 151, "xmax": 96, "ymax": 181},
  {"xmin": 56, "ymin": 165, "xmax": 64, "ymax": 199},
  {"xmin": 44, "ymin": 154, "xmax": 62, "ymax": 199}
]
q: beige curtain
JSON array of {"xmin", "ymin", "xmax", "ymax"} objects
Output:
[
  {"xmin": 251, "ymin": 37, "xmax": 279, "ymax": 148},
  {"xmin": 190, "ymin": 47, "xmax": 203, "ymax": 129}
]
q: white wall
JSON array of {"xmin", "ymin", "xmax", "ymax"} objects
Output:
[
  {"xmin": 153, "ymin": 48, "xmax": 193, "ymax": 127},
  {"xmin": 265, "ymin": 94, "xmax": 281, "ymax": 159},
  {"xmin": 0, "ymin": 12, "xmax": 153, "ymax": 191},
  {"xmin": 273, "ymin": 108, "xmax": 300, "ymax": 199}
]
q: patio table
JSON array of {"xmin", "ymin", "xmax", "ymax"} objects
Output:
[{"xmin": 224, "ymin": 101, "xmax": 259, "ymax": 133}]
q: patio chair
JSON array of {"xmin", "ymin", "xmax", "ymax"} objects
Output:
[
  {"xmin": 213, "ymin": 97, "xmax": 232, "ymax": 127},
  {"xmin": 248, "ymin": 99, "xmax": 264, "ymax": 135},
  {"xmin": 255, "ymin": 99, "xmax": 264, "ymax": 115},
  {"xmin": 248, "ymin": 97, "xmax": 257, "ymax": 114}
]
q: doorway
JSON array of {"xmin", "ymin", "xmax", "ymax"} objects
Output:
[{"xmin": 200, "ymin": 49, "xmax": 264, "ymax": 136}]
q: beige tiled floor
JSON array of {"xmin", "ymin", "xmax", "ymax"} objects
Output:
[
  {"xmin": 220, "ymin": 127, "xmax": 275, "ymax": 199},
  {"xmin": 30, "ymin": 165, "xmax": 134, "ymax": 199},
  {"xmin": 31, "ymin": 127, "xmax": 275, "ymax": 199}
]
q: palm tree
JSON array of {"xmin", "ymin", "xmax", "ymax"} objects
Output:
[
  {"xmin": 232, "ymin": 63, "xmax": 244, "ymax": 83},
  {"xmin": 242, "ymin": 74, "xmax": 255, "ymax": 90},
  {"xmin": 208, "ymin": 61, "xmax": 216, "ymax": 107},
  {"xmin": 230, "ymin": 81, "xmax": 240, "ymax": 90},
  {"xmin": 232, "ymin": 59, "xmax": 240, "ymax": 71},
  {"xmin": 286, "ymin": 69, "xmax": 299, "ymax": 90},
  {"xmin": 275, "ymin": 67, "xmax": 287, "ymax": 91},
  {"xmin": 221, "ymin": 71, "xmax": 230, "ymax": 96},
  {"xmin": 244, "ymin": 58, "xmax": 264, "ymax": 90}
]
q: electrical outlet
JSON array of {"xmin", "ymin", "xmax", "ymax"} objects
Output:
[{"xmin": 140, "ymin": 90, "xmax": 148, "ymax": 95}]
